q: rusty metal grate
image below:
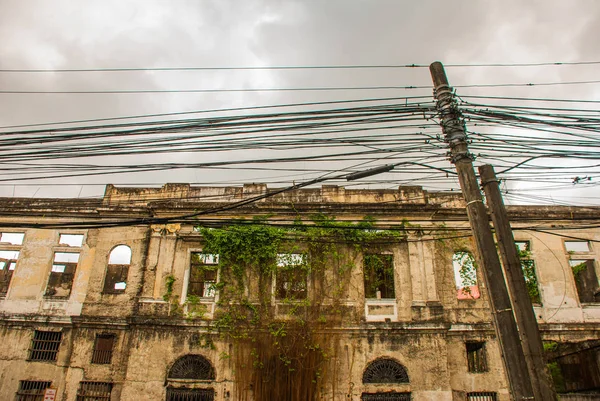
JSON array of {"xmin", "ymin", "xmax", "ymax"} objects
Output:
[
  {"xmin": 467, "ymin": 392, "xmax": 497, "ymax": 401},
  {"xmin": 76, "ymin": 381, "xmax": 112, "ymax": 400},
  {"xmin": 166, "ymin": 387, "xmax": 214, "ymax": 401},
  {"xmin": 363, "ymin": 358, "xmax": 409, "ymax": 384},
  {"xmin": 361, "ymin": 392, "xmax": 411, "ymax": 401},
  {"xmin": 29, "ymin": 330, "xmax": 62, "ymax": 362},
  {"xmin": 15, "ymin": 381, "xmax": 51, "ymax": 401},
  {"xmin": 169, "ymin": 355, "xmax": 215, "ymax": 380},
  {"xmin": 91, "ymin": 334, "xmax": 115, "ymax": 364}
]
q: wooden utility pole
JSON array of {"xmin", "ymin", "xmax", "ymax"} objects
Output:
[
  {"xmin": 429, "ymin": 62, "xmax": 535, "ymax": 400},
  {"xmin": 480, "ymin": 164, "xmax": 558, "ymax": 401}
]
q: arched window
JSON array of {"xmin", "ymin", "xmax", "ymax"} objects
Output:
[
  {"xmin": 362, "ymin": 358, "xmax": 409, "ymax": 384},
  {"xmin": 168, "ymin": 354, "xmax": 215, "ymax": 381},
  {"xmin": 103, "ymin": 245, "xmax": 131, "ymax": 294}
]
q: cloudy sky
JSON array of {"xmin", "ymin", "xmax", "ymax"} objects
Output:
[{"xmin": 0, "ymin": 0, "xmax": 598, "ymax": 203}]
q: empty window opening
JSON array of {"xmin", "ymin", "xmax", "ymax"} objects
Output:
[
  {"xmin": 361, "ymin": 393, "xmax": 411, "ymax": 401},
  {"xmin": 45, "ymin": 252, "xmax": 79, "ymax": 298},
  {"xmin": 188, "ymin": 253, "xmax": 218, "ymax": 299},
  {"xmin": 275, "ymin": 253, "xmax": 308, "ymax": 300},
  {"xmin": 91, "ymin": 334, "xmax": 115, "ymax": 364},
  {"xmin": 516, "ymin": 241, "xmax": 541, "ymax": 304},
  {"xmin": 569, "ymin": 259, "xmax": 600, "ymax": 303},
  {"xmin": 29, "ymin": 330, "xmax": 62, "ymax": 362},
  {"xmin": 15, "ymin": 380, "xmax": 52, "ymax": 401},
  {"xmin": 565, "ymin": 241, "xmax": 591, "ymax": 253},
  {"xmin": 0, "ymin": 250, "xmax": 19, "ymax": 296},
  {"xmin": 467, "ymin": 392, "xmax": 497, "ymax": 401},
  {"xmin": 166, "ymin": 387, "xmax": 214, "ymax": 401},
  {"xmin": 453, "ymin": 251, "xmax": 480, "ymax": 299},
  {"xmin": 76, "ymin": 381, "xmax": 112, "ymax": 401},
  {"xmin": 108, "ymin": 245, "xmax": 131, "ymax": 264},
  {"xmin": 362, "ymin": 358, "xmax": 409, "ymax": 384},
  {"xmin": 0, "ymin": 232, "xmax": 24, "ymax": 245},
  {"xmin": 466, "ymin": 342, "xmax": 488, "ymax": 373},
  {"xmin": 104, "ymin": 245, "xmax": 131, "ymax": 294},
  {"xmin": 363, "ymin": 254, "xmax": 395, "ymax": 299},
  {"xmin": 59, "ymin": 234, "xmax": 84, "ymax": 247}
]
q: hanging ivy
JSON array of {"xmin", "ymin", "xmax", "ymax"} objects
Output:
[{"xmin": 196, "ymin": 214, "xmax": 406, "ymax": 401}]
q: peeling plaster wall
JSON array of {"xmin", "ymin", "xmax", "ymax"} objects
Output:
[{"xmin": 0, "ymin": 184, "xmax": 598, "ymax": 400}]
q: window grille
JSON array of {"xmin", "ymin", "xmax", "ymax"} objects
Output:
[
  {"xmin": 466, "ymin": 342, "xmax": 488, "ymax": 373},
  {"xmin": 361, "ymin": 393, "xmax": 411, "ymax": 401},
  {"xmin": 29, "ymin": 330, "xmax": 62, "ymax": 362},
  {"xmin": 362, "ymin": 358, "xmax": 409, "ymax": 384},
  {"xmin": 168, "ymin": 355, "xmax": 215, "ymax": 380},
  {"xmin": 363, "ymin": 254, "xmax": 395, "ymax": 299},
  {"xmin": 76, "ymin": 381, "xmax": 112, "ymax": 401},
  {"xmin": 166, "ymin": 387, "xmax": 214, "ymax": 401},
  {"xmin": 91, "ymin": 334, "xmax": 115, "ymax": 364},
  {"xmin": 15, "ymin": 380, "xmax": 51, "ymax": 401},
  {"xmin": 467, "ymin": 392, "xmax": 497, "ymax": 401}
]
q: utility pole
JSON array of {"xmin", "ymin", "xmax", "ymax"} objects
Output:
[
  {"xmin": 429, "ymin": 62, "xmax": 534, "ymax": 400},
  {"xmin": 480, "ymin": 164, "xmax": 558, "ymax": 401}
]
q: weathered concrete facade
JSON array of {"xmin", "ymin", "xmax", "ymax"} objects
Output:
[{"xmin": 0, "ymin": 183, "xmax": 598, "ymax": 400}]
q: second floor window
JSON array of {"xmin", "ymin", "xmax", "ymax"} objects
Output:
[
  {"xmin": 45, "ymin": 252, "xmax": 79, "ymax": 298},
  {"xmin": 0, "ymin": 250, "xmax": 20, "ymax": 296},
  {"xmin": 103, "ymin": 245, "xmax": 131, "ymax": 294},
  {"xmin": 363, "ymin": 254, "xmax": 395, "ymax": 299},
  {"xmin": 570, "ymin": 259, "xmax": 600, "ymax": 303},
  {"xmin": 275, "ymin": 253, "xmax": 308, "ymax": 301},
  {"xmin": 516, "ymin": 241, "xmax": 541, "ymax": 304},
  {"xmin": 453, "ymin": 251, "xmax": 480, "ymax": 300},
  {"xmin": 188, "ymin": 253, "xmax": 218, "ymax": 299}
]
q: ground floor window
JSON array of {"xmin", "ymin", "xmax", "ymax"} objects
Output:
[
  {"xmin": 166, "ymin": 387, "xmax": 214, "ymax": 401},
  {"xmin": 467, "ymin": 392, "xmax": 497, "ymax": 401},
  {"xmin": 76, "ymin": 381, "xmax": 112, "ymax": 401},
  {"xmin": 361, "ymin": 392, "xmax": 411, "ymax": 401},
  {"xmin": 15, "ymin": 380, "xmax": 51, "ymax": 401}
]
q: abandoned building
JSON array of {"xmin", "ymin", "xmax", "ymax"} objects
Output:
[{"xmin": 0, "ymin": 183, "xmax": 598, "ymax": 401}]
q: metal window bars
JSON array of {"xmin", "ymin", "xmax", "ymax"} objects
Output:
[
  {"xmin": 91, "ymin": 334, "xmax": 115, "ymax": 364},
  {"xmin": 15, "ymin": 381, "xmax": 51, "ymax": 401},
  {"xmin": 467, "ymin": 392, "xmax": 497, "ymax": 401},
  {"xmin": 361, "ymin": 393, "xmax": 411, "ymax": 401},
  {"xmin": 166, "ymin": 387, "xmax": 215, "ymax": 401},
  {"xmin": 29, "ymin": 330, "xmax": 62, "ymax": 362},
  {"xmin": 76, "ymin": 381, "xmax": 112, "ymax": 401}
]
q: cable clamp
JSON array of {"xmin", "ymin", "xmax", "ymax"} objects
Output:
[
  {"xmin": 480, "ymin": 178, "xmax": 500, "ymax": 187},
  {"xmin": 465, "ymin": 199, "xmax": 483, "ymax": 208}
]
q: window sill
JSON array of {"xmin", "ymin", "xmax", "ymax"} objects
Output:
[{"xmin": 365, "ymin": 299, "xmax": 397, "ymax": 322}]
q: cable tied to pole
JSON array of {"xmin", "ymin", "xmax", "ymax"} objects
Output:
[{"xmin": 432, "ymin": 84, "xmax": 472, "ymax": 163}]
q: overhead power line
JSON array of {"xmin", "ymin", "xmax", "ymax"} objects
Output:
[{"xmin": 0, "ymin": 60, "xmax": 599, "ymax": 73}]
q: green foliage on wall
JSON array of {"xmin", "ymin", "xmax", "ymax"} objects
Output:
[{"xmin": 196, "ymin": 214, "xmax": 405, "ymax": 401}]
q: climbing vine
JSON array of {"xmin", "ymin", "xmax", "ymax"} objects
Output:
[{"xmin": 196, "ymin": 214, "xmax": 405, "ymax": 401}]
